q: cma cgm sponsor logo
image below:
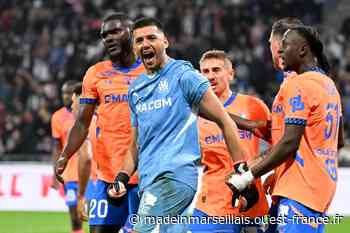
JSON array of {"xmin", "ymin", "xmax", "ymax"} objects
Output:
[
  {"xmin": 136, "ymin": 98, "xmax": 172, "ymax": 113},
  {"xmin": 104, "ymin": 94, "xmax": 128, "ymax": 103},
  {"xmin": 205, "ymin": 134, "xmax": 224, "ymax": 144},
  {"xmin": 272, "ymin": 104, "xmax": 283, "ymax": 113}
]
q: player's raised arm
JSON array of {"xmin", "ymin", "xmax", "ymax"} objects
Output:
[{"xmin": 198, "ymin": 88, "xmax": 246, "ymax": 162}]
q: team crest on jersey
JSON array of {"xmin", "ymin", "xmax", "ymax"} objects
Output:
[
  {"xmin": 132, "ymin": 92, "xmax": 142, "ymax": 104},
  {"xmin": 158, "ymin": 80, "xmax": 169, "ymax": 92}
]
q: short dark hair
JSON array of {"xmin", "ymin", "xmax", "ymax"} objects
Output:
[
  {"xmin": 272, "ymin": 17, "xmax": 304, "ymax": 37},
  {"xmin": 102, "ymin": 12, "xmax": 131, "ymax": 24},
  {"xmin": 72, "ymin": 82, "xmax": 82, "ymax": 96},
  {"xmin": 132, "ymin": 17, "xmax": 164, "ymax": 32}
]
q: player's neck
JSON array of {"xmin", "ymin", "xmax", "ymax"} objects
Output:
[
  {"xmin": 298, "ymin": 61, "xmax": 319, "ymax": 74},
  {"xmin": 218, "ymin": 90, "xmax": 233, "ymax": 104},
  {"xmin": 146, "ymin": 55, "xmax": 170, "ymax": 75},
  {"xmin": 111, "ymin": 51, "xmax": 136, "ymax": 68}
]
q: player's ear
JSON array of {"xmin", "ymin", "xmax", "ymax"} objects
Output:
[
  {"xmin": 163, "ymin": 35, "xmax": 169, "ymax": 49},
  {"xmin": 228, "ymin": 67, "xmax": 234, "ymax": 81},
  {"xmin": 300, "ymin": 43, "xmax": 308, "ymax": 58}
]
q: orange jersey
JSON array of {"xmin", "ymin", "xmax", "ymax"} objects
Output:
[
  {"xmin": 87, "ymin": 114, "xmax": 98, "ymax": 180},
  {"xmin": 196, "ymin": 93, "xmax": 270, "ymax": 217},
  {"xmin": 51, "ymin": 107, "xmax": 78, "ymax": 182},
  {"xmin": 81, "ymin": 59, "xmax": 144, "ymax": 183},
  {"xmin": 271, "ymin": 70, "xmax": 341, "ymax": 212}
]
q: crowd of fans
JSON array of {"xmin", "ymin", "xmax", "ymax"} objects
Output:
[{"xmin": 0, "ymin": 0, "xmax": 349, "ymax": 163}]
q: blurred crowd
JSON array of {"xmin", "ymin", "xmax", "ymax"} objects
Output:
[{"xmin": 0, "ymin": 0, "xmax": 349, "ymax": 163}]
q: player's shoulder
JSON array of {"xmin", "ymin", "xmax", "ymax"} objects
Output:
[
  {"xmin": 129, "ymin": 72, "xmax": 147, "ymax": 90},
  {"xmin": 238, "ymin": 93, "xmax": 268, "ymax": 108},
  {"xmin": 163, "ymin": 59, "xmax": 195, "ymax": 78},
  {"xmin": 83, "ymin": 60, "xmax": 111, "ymax": 79},
  {"xmin": 51, "ymin": 107, "xmax": 66, "ymax": 121}
]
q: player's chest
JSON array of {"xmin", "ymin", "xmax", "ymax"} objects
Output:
[
  {"xmin": 133, "ymin": 79, "xmax": 180, "ymax": 115},
  {"xmin": 199, "ymin": 118, "xmax": 225, "ymax": 145},
  {"xmin": 95, "ymin": 74, "xmax": 137, "ymax": 94}
]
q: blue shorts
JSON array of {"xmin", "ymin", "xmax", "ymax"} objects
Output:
[
  {"xmin": 85, "ymin": 179, "xmax": 96, "ymax": 201},
  {"xmin": 188, "ymin": 208, "xmax": 240, "ymax": 233},
  {"xmin": 265, "ymin": 202, "xmax": 279, "ymax": 233},
  {"xmin": 88, "ymin": 179, "xmax": 139, "ymax": 226},
  {"xmin": 64, "ymin": 181, "xmax": 78, "ymax": 207},
  {"xmin": 133, "ymin": 177, "xmax": 196, "ymax": 233},
  {"xmin": 121, "ymin": 185, "xmax": 140, "ymax": 232},
  {"xmin": 275, "ymin": 197, "xmax": 325, "ymax": 233}
]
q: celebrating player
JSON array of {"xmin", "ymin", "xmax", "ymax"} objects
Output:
[
  {"xmin": 227, "ymin": 25, "xmax": 343, "ymax": 233},
  {"xmin": 108, "ymin": 17, "xmax": 248, "ymax": 233},
  {"xmin": 188, "ymin": 50, "xmax": 271, "ymax": 233},
  {"xmin": 55, "ymin": 12, "xmax": 144, "ymax": 233}
]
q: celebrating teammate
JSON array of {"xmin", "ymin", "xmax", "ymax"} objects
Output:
[
  {"xmin": 55, "ymin": 12, "xmax": 144, "ymax": 232},
  {"xmin": 108, "ymin": 17, "xmax": 247, "ymax": 233},
  {"xmin": 227, "ymin": 25, "xmax": 343, "ymax": 233},
  {"xmin": 51, "ymin": 80, "xmax": 83, "ymax": 233},
  {"xmin": 188, "ymin": 50, "xmax": 271, "ymax": 233}
]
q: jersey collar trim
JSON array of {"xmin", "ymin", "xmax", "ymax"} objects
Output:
[
  {"xmin": 112, "ymin": 58, "xmax": 142, "ymax": 73},
  {"xmin": 223, "ymin": 93, "xmax": 237, "ymax": 108}
]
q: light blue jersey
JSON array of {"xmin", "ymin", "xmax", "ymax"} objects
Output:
[{"xmin": 128, "ymin": 58, "xmax": 209, "ymax": 191}]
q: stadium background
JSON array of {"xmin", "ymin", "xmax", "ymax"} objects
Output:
[{"xmin": 0, "ymin": 0, "xmax": 349, "ymax": 232}]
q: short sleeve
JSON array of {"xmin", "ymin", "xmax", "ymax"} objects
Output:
[
  {"xmin": 80, "ymin": 67, "xmax": 98, "ymax": 104},
  {"xmin": 282, "ymin": 80, "xmax": 312, "ymax": 126},
  {"xmin": 179, "ymin": 70, "xmax": 210, "ymax": 106},
  {"xmin": 51, "ymin": 113, "xmax": 61, "ymax": 140}
]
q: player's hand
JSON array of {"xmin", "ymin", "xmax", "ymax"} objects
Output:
[
  {"xmin": 107, "ymin": 172, "xmax": 130, "ymax": 199},
  {"xmin": 225, "ymin": 161, "xmax": 254, "ymax": 192},
  {"xmin": 232, "ymin": 184, "xmax": 259, "ymax": 212},
  {"xmin": 263, "ymin": 173, "xmax": 276, "ymax": 195},
  {"xmin": 54, "ymin": 156, "xmax": 68, "ymax": 184},
  {"xmin": 107, "ymin": 181, "xmax": 127, "ymax": 199},
  {"xmin": 77, "ymin": 195, "xmax": 89, "ymax": 221}
]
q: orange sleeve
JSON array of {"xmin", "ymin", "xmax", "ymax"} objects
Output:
[
  {"xmin": 282, "ymin": 79, "xmax": 313, "ymax": 125},
  {"xmin": 81, "ymin": 66, "xmax": 98, "ymax": 103},
  {"xmin": 51, "ymin": 112, "xmax": 61, "ymax": 140}
]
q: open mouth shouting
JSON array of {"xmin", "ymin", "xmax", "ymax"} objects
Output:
[{"xmin": 141, "ymin": 49, "xmax": 156, "ymax": 67}]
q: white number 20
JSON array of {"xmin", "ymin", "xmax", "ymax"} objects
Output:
[{"xmin": 89, "ymin": 199, "xmax": 108, "ymax": 218}]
